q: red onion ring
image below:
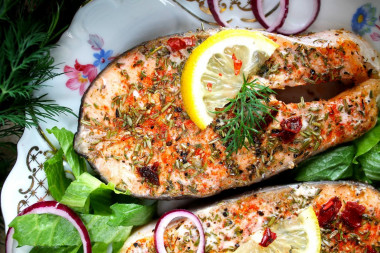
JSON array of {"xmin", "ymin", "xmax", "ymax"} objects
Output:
[
  {"xmin": 207, "ymin": 0, "xmax": 230, "ymax": 27},
  {"xmin": 5, "ymin": 201, "xmax": 92, "ymax": 253},
  {"xmin": 251, "ymin": 0, "xmax": 289, "ymax": 32},
  {"xmin": 276, "ymin": 0, "xmax": 321, "ymax": 35},
  {"xmin": 154, "ymin": 209, "xmax": 205, "ymax": 253}
]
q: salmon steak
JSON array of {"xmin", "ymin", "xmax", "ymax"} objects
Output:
[
  {"xmin": 121, "ymin": 181, "xmax": 380, "ymax": 252},
  {"xmin": 74, "ymin": 29, "xmax": 380, "ymax": 199}
]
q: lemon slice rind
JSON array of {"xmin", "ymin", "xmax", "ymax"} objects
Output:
[{"xmin": 181, "ymin": 30, "xmax": 278, "ymax": 130}]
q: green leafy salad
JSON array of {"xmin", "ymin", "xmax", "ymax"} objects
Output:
[{"xmin": 9, "ymin": 127, "xmax": 156, "ymax": 253}]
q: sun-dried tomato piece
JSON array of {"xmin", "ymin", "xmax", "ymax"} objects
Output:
[
  {"xmin": 259, "ymin": 227, "xmax": 277, "ymax": 247},
  {"xmin": 318, "ymin": 197, "xmax": 342, "ymax": 227},
  {"xmin": 272, "ymin": 116, "xmax": 302, "ymax": 143},
  {"xmin": 281, "ymin": 116, "xmax": 302, "ymax": 133},
  {"xmin": 167, "ymin": 37, "xmax": 195, "ymax": 52},
  {"xmin": 341, "ymin": 201, "xmax": 365, "ymax": 228},
  {"xmin": 137, "ymin": 162, "xmax": 160, "ymax": 185}
]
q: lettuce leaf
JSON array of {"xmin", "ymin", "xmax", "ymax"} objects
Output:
[
  {"xmin": 10, "ymin": 127, "xmax": 157, "ymax": 252},
  {"xmin": 9, "ymin": 213, "xmax": 132, "ymax": 247},
  {"xmin": 30, "ymin": 246, "xmax": 81, "ymax": 253},
  {"xmin": 60, "ymin": 172, "xmax": 128, "ymax": 213},
  {"xmin": 44, "ymin": 148, "xmax": 71, "ymax": 201},
  {"xmin": 108, "ymin": 203, "xmax": 156, "ymax": 227},
  {"xmin": 46, "ymin": 127, "xmax": 86, "ymax": 178}
]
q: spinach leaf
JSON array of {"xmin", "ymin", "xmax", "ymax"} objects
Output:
[
  {"xmin": 295, "ymin": 145, "xmax": 355, "ymax": 181},
  {"xmin": 354, "ymin": 124, "xmax": 380, "ymax": 161},
  {"xmin": 357, "ymin": 143, "xmax": 380, "ymax": 181},
  {"xmin": 47, "ymin": 127, "xmax": 87, "ymax": 178},
  {"xmin": 44, "ymin": 148, "xmax": 71, "ymax": 201}
]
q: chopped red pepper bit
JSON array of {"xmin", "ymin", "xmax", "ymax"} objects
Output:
[
  {"xmin": 259, "ymin": 227, "xmax": 277, "ymax": 247},
  {"xmin": 318, "ymin": 196, "xmax": 342, "ymax": 227},
  {"xmin": 232, "ymin": 53, "xmax": 242, "ymax": 76},
  {"xmin": 341, "ymin": 201, "xmax": 365, "ymax": 228},
  {"xmin": 207, "ymin": 82, "xmax": 213, "ymax": 92}
]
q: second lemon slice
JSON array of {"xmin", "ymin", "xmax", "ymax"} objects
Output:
[
  {"xmin": 234, "ymin": 205, "xmax": 321, "ymax": 253},
  {"xmin": 181, "ymin": 29, "xmax": 278, "ymax": 130}
]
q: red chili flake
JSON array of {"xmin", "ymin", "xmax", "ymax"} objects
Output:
[
  {"xmin": 341, "ymin": 201, "xmax": 365, "ymax": 228},
  {"xmin": 318, "ymin": 197, "xmax": 342, "ymax": 227},
  {"xmin": 232, "ymin": 53, "xmax": 242, "ymax": 76},
  {"xmin": 218, "ymin": 73, "xmax": 222, "ymax": 76},
  {"xmin": 207, "ymin": 82, "xmax": 213, "ymax": 92},
  {"xmin": 137, "ymin": 162, "xmax": 160, "ymax": 185},
  {"xmin": 167, "ymin": 37, "xmax": 195, "ymax": 52},
  {"xmin": 259, "ymin": 228, "xmax": 277, "ymax": 247},
  {"xmin": 272, "ymin": 116, "xmax": 302, "ymax": 143}
]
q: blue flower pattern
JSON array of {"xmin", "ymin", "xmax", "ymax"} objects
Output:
[
  {"xmin": 351, "ymin": 3, "xmax": 377, "ymax": 36},
  {"xmin": 93, "ymin": 49, "xmax": 114, "ymax": 71}
]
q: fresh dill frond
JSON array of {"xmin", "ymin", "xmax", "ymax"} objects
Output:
[
  {"xmin": 0, "ymin": 1, "xmax": 80, "ymax": 138},
  {"xmin": 214, "ymin": 76, "xmax": 276, "ymax": 155}
]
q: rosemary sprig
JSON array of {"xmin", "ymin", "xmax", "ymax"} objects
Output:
[{"xmin": 215, "ymin": 76, "xmax": 276, "ymax": 155}]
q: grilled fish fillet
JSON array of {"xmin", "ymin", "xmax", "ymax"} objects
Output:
[
  {"xmin": 74, "ymin": 29, "xmax": 380, "ymax": 199},
  {"xmin": 121, "ymin": 181, "xmax": 380, "ymax": 252}
]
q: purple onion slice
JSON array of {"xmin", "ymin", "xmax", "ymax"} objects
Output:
[
  {"xmin": 251, "ymin": 0, "xmax": 289, "ymax": 32},
  {"xmin": 154, "ymin": 209, "xmax": 205, "ymax": 253},
  {"xmin": 207, "ymin": 0, "xmax": 230, "ymax": 27},
  {"xmin": 276, "ymin": 0, "xmax": 321, "ymax": 35}
]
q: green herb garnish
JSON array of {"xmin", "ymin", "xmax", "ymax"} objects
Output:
[
  {"xmin": 0, "ymin": 1, "xmax": 77, "ymax": 140},
  {"xmin": 214, "ymin": 76, "xmax": 276, "ymax": 155}
]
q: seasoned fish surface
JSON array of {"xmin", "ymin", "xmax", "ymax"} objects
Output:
[
  {"xmin": 74, "ymin": 29, "xmax": 380, "ymax": 198},
  {"xmin": 121, "ymin": 182, "xmax": 380, "ymax": 252}
]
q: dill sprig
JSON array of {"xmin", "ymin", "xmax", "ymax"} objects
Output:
[
  {"xmin": 215, "ymin": 76, "xmax": 276, "ymax": 155},
  {"xmin": 0, "ymin": 0, "xmax": 83, "ymax": 138}
]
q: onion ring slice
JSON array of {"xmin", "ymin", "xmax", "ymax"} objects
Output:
[{"xmin": 154, "ymin": 209, "xmax": 205, "ymax": 253}]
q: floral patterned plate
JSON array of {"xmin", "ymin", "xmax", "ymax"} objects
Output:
[{"xmin": 2, "ymin": 0, "xmax": 379, "ymax": 252}]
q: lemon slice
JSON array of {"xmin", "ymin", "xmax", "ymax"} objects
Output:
[
  {"xmin": 181, "ymin": 29, "xmax": 278, "ymax": 130},
  {"xmin": 234, "ymin": 206, "xmax": 321, "ymax": 253}
]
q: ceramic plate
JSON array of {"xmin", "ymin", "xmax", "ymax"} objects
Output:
[{"xmin": 2, "ymin": 0, "xmax": 380, "ymax": 251}]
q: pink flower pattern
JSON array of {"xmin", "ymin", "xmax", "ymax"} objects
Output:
[
  {"xmin": 370, "ymin": 32, "xmax": 380, "ymax": 41},
  {"xmin": 64, "ymin": 34, "xmax": 115, "ymax": 95},
  {"xmin": 64, "ymin": 60, "xmax": 98, "ymax": 95}
]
